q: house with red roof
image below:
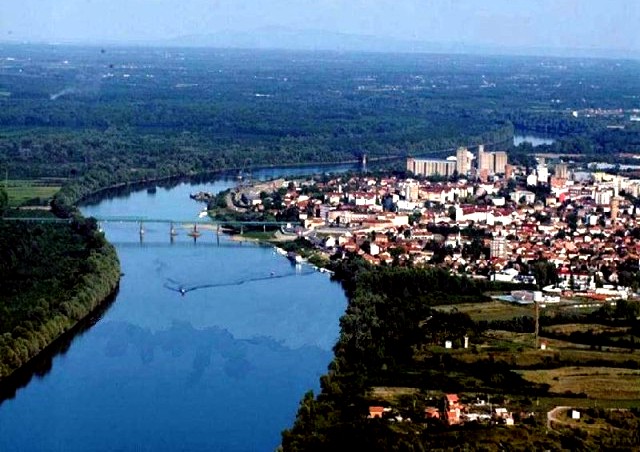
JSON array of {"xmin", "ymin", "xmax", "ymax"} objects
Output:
[{"xmin": 443, "ymin": 394, "xmax": 463, "ymax": 425}]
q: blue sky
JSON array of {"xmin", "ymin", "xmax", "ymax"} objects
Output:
[{"xmin": 2, "ymin": 0, "xmax": 639, "ymax": 54}]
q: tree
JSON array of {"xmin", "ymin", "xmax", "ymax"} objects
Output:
[
  {"xmin": 0, "ymin": 188, "xmax": 7, "ymax": 215},
  {"xmin": 531, "ymin": 260, "xmax": 559, "ymax": 288}
]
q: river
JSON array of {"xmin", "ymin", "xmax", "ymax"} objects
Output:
[
  {"xmin": 0, "ymin": 166, "xmax": 354, "ymax": 452},
  {"xmin": 513, "ymin": 133, "xmax": 556, "ymax": 147}
]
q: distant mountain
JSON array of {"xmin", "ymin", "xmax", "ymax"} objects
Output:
[
  {"xmin": 165, "ymin": 27, "xmax": 639, "ymax": 60},
  {"xmin": 166, "ymin": 27, "xmax": 467, "ymax": 54},
  {"xmin": 2, "ymin": 27, "xmax": 636, "ymax": 60}
]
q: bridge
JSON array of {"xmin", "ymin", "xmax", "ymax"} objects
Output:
[
  {"xmin": 2, "ymin": 215, "xmax": 293, "ymax": 227},
  {"xmin": 2, "ymin": 215, "xmax": 297, "ymax": 239},
  {"xmin": 94, "ymin": 216, "xmax": 294, "ymax": 237},
  {"xmin": 91, "ymin": 216, "xmax": 292, "ymax": 227}
]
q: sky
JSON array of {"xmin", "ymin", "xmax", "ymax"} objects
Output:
[{"xmin": 2, "ymin": 0, "xmax": 639, "ymax": 55}]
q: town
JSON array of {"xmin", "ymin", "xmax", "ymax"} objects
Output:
[
  {"xmin": 209, "ymin": 146, "xmax": 640, "ymax": 442},
  {"xmin": 212, "ymin": 144, "xmax": 640, "ymax": 307}
]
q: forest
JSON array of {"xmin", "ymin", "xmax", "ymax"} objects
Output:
[
  {"xmin": 0, "ymin": 216, "xmax": 120, "ymax": 381},
  {"xmin": 2, "ymin": 45, "xmax": 640, "ymax": 213}
]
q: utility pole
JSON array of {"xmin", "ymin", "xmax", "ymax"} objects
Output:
[{"xmin": 534, "ymin": 300, "xmax": 540, "ymax": 349}]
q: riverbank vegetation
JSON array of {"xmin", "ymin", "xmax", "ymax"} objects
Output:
[
  {"xmin": 281, "ymin": 260, "xmax": 640, "ymax": 451},
  {"xmin": 0, "ymin": 219, "xmax": 120, "ymax": 381}
]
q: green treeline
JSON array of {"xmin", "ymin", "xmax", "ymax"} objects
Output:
[
  {"xmin": 281, "ymin": 261, "xmax": 639, "ymax": 451},
  {"xmin": 0, "ymin": 219, "xmax": 120, "ymax": 380},
  {"xmin": 24, "ymin": 120, "xmax": 509, "ymax": 216}
]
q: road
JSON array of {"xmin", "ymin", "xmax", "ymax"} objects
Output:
[{"xmin": 547, "ymin": 406, "xmax": 571, "ymax": 430}]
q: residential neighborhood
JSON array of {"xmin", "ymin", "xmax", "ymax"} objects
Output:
[{"xmin": 224, "ymin": 146, "xmax": 640, "ymax": 307}]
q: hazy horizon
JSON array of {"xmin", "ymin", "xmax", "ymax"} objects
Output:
[{"xmin": 2, "ymin": 1, "xmax": 639, "ymax": 58}]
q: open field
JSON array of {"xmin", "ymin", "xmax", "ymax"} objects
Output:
[
  {"xmin": 430, "ymin": 330, "xmax": 640, "ymax": 369},
  {"xmin": 544, "ymin": 323, "xmax": 630, "ymax": 335},
  {"xmin": 434, "ymin": 299, "xmax": 597, "ymax": 323},
  {"xmin": 370, "ymin": 386, "xmax": 421, "ymax": 403},
  {"xmin": 5, "ymin": 180, "xmax": 61, "ymax": 206},
  {"xmin": 434, "ymin": 300, "xmax": 534, "ymax": 322},
  {"xmin": 518, "ymin": 367, "xmax": 640, "ymax": 399}
]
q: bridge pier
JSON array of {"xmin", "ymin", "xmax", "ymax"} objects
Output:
[
  {"xmin": 139, "ymin": 222, "xmax": 145, "ymax": 237},
  {"xmin": 170, "ymin": 222, "xmax": 177, "ymax": 242},
  {"xmin": 188, "ymin": 223, "xmax": 201, "ymax": 240}
]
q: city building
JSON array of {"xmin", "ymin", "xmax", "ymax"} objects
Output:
[
  {"xmin": 537, "ymin": 164, "xmax": 549, "ymax": 184},
  {"xmin": 555, "ymin": 163, "xmax": 568, "ymax": 179},
  {"xmin": 477, "ymin": 145, "xmax": 492, "ymax": 173},
  {"xmin": 505, "ymin": 164, "xmax": 513, "ymax": 179},
  {"xmin": 493, "ymin": 151, "xmax": 508, "ymax": 174},
  {"xmin": 611, "ymin": 197, "xmax": 620, "ymax": 220},
  {"xmin": 456, "ymin": 147, "xmax": 471, "ymax": 175},
  {"xmin": 490, "ymin": 236, "xmax": 507, "ymax": 259},
  {"xmin": 407, "ymin": 158, "xmax": 456, "ymax": 178},
  {"xmin": 477, "ymin": 145, "xmax": 508, "ymax": 175}
]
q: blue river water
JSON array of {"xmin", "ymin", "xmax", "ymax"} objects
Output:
[
  {"xmin": 0, "ymin": 166, "xmax": 353, "ymax": 452},
  {"xmin": 513, "ymin": 133, "xmax": 556, "ymax": 147}
]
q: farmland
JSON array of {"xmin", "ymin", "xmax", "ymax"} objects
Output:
[
  {"xmin": 519, "ymin": 367, "xmax": 640, "ymax": 399},
  {"xmin": 4, "ymin": 179, "xmax": 62, "ymax": 207}
]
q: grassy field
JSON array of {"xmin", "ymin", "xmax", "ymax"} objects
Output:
[
  {"xmin": 436, "ymin": 299, "xmax": 605, "ymax": 324},
  {"xmin": 370, "ymin": 386, "xmax": 421, "ymax": 403},
  {"xmin": 5, "ymin": 179, "xmax": 61, "ymax": 206},
  {"xmin": 518, "ymin": 367, "xmax": 640, "ymax": 399},
  {"xmin": 544, "ymin": 323, "xmax": 630, "ymax": 335},
  {"xmin": 434, "ymin": 300, "xmax": 534, "ymax": 322},
  {"xmin": 431, "ymin": 329, "xmax": 640, "ymax": 369}
]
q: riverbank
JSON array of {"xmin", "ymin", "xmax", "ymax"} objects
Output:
[
  {"xmin": 0, "ymin": 220, "xmax": 121, "ymax": 384},
  {"xmin": 0, "ymin": 284, "xmax": 119, "ymax": 404},
  {"xmin": 229, "ymin": 230, "xmax": 299, "ymax": 243},
  {"xmin": 57, "ymin": 159, "xmax": 363, "ymax": 217}
]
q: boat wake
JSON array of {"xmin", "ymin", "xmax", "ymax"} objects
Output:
[{"xmin": 164, "ymin": 270, "xmax": 316, "ymax": 296}]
